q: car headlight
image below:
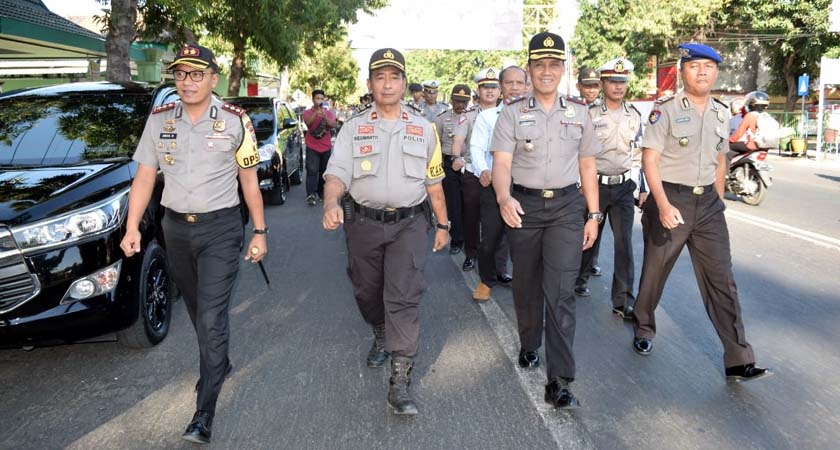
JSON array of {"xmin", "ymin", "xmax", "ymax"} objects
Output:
[
  {"xmin": 12, "ymin": 188, "xmax": 129, "ymax": 253},
  {"xmin": 258, "ymin": 144, "xmax": 275, "ymax": 162},
  {"xmin": 62, "ymin": 260, "xmax": 122, "ymax": 303}
]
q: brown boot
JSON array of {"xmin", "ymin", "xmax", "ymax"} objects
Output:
[
  {"xmin": 388, "ymin": 356, "xmax": 418, "ymax": 415},
  {"xmin": 472, "ymin": 282, "xmax": 491, "ymax": 302}
]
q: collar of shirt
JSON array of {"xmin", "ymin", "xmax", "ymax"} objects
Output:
[
  {"xmin": 365, "ymin": 103, "xmax": 414, "ymax": 132},
  {"xmin": 526, "ymin": 93, "xmax": 567, "ymax": 115},
  {"xmin": 176, "ymin": 96, "xmax": 224, "ymax": 125}
]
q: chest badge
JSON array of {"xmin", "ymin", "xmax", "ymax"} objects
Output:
[
  {"xmin": 717, "ymin": 110, "xmax": 725, "ymax": 123},
  {"xmin": 564, "ymin": 108, "xmax": 576, "ymax": 118},
  {"xmin": 164, "ymin": 153, "xmax": 175, "ymax": 165},
  {"xmin": 157, "ymin": 142, "xmax": 164, "ymax": 149},
  {"xmin": 170, "ymin": 142, "xmax": 177, "ymax": 149},
  {"xmin": 164, "ymin": 125, "xmax": 176, "ymax": 132},
  {"xmin": 213, "ymin": 120, "xmax": 226, "ymax": 132},
  {"xmin": 678, "ymin": 137, "xmax": 689, "ymax": 147},
  {"xmin": 361, "ymin": 160, "xmax": 373, "ymax": 172},
  {"xmin": 524, "ymin": 140, "xmax": 534, "ymax": 152}
]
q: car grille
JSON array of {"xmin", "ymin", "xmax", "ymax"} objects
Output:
[{"xmin": 0, "ymin": 227, "xmax": 40, "ymax": 314}]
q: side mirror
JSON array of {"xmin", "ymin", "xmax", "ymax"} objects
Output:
[{"xmin": 281, "ymin": 118, "xmax": 298, "ymax": 130}]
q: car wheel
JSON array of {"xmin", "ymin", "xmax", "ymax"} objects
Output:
[
  {"xmin": 117, "ymin": 240, "xmax": 172, "ymax": 348},
  {"xmin": 265, "ymin": 170, "xmax": 287, "ymax": 205}
]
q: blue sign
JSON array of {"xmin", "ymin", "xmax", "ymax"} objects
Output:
[{"xmin": 798, "ymin": 74, "xmax": 810, "ymax": 96}]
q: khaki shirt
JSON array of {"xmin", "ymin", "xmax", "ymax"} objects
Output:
[
  {"xmin": 423, "ymin": 102, "xmax": 449, "ymax": 123},
  {"xmin": 132, "ymin": 97, "xmax": 259, "ymax": 213},
  {"xmin": 590, "ymin": 101, "xmax": 642, "ymax": 175},
  {"xmin": 453, "ymin": 105, "xmax": 485, "ymax": 165},
  {"xmin": 642, "ymin": 90, "xmax": 730, "ymax": 186},
  {"xmin": 433, "ymin": 109, "xmax": 461, "ymax": 156},
  {"xmin": 491, "ymin": 95, "xmax": 601, "ymax": 189},
  {"xmin": 324, "ymin": 104, "xmax": 445, "ymax": 209}
]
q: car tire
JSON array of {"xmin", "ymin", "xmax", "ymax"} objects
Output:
[
  {"xmin": 117, "ymin": 240, "xmax": 172, "ymax": 348},
  {"xmin": 265, "ymin": 170, "xmax": 287, "ymax": 205}
]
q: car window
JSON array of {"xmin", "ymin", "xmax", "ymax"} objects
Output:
[
  {"xmin": 234, "ymin": 104, "xmax": 274, "ymax": 130},
  {"xmin": 0, "ymin": 94, "xmax": 151, "ymax": 166},
  {"xmin": 277, "ymin": 103, "xmax": 292, "ymax": 122}
]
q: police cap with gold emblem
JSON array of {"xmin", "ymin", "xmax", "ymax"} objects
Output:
[
  {"xmin": 677, "ymin": 43, "xmax": 723, "ymax": 64},
  {"xmin": 528, "ymin": 31, "xmax": 566, "ymax": 61},
  {"xmin": 422, "ymin": 80, "xmax": 440, "ymax": 93},
  {"xmin": 451, "ymin": 84, "xmax": 472, "ymax": 101},
  {"xmin": 369, "ymin": 48, "xmax": 406, "ymax": 74},
  {"xmin": 598, "ymin": 58, "xmax": 633, "ymax": 82},
  {"xmin": 474, "ymin": 68, "xmax": 500, "ymax": 88},
  {"xmin": 168, "ymin": 44, "xmax": 220, "ymax": 72},
  {"xmin": 577, "ymin": 66, "xmax": 599, "ymax": 85}
]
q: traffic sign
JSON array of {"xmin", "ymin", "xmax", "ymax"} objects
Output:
[{"xmin": 798, "ymin": 74, "xmax": 810, "ymax": 96}]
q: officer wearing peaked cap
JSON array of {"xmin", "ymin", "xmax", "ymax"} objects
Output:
[
  {"xmin": 435, "ymin": 84, "xmax": 472, "ymax": 257},
  {"xmin": 121, "ymin": 44, "xmax": 266, "ymax": 444},
  {"xmin": 408, "ymin": 82, "xmax": 425, "ymax": 110},
  {"xmin": 576, "ymin": 66, "xmax": 602, "ymax": 105},
  {"xmin": 322, "ymin": 48, "xmax": 450, "ymax": 416},
  {"xmin": 491, "ymin": 31, "xmax": 602, "ymax": 410},
  {"xmin": 575, "ymin": 57, "xmax": 644, "ymax": 321},
  {"xmin": 633, "ymin": 43, "xmax": 772, "ymax": 383},
  {"xmin": 421, "ymin": 80, "xmax": 449, "ymax": 123}
]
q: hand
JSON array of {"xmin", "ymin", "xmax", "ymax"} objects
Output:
[
  {"xmin": 315, "ymin": 108, "xmax": 325, "ymax": 118},
  {"xmin": 499, "ymin": 196, "xmax": 524, "ymax": 228},
  {"xmin": 432, "ymin": 229, "xmax": 450, "ymax": 252},
  {"xmin": 120, "ymin": 229, "xmax": 142, "ymax": 257},
  {"xmin": 479, "ymin": 170, "xmax": 492, "ymax": 187},
  {"xmin": 582, "ymin": 219, "xmax": 599, "ymax": 250},
  {"xmin": 658, "ymin": 202, "xmax": 684, "ymax": 229},
  {"xmin": 451, "ymin": 158, "xmax": 465, "ymax": 172},
  {"xmin": 244, "ymin": 234, "xmax": 267, "ymax": 263},
  {"xmin": 638, "ymin": 192, "xmax": 648, "ymax": 209},
  {"xmin": 322, "ymin": 202, "xmax": 343, "ymax": 230}
]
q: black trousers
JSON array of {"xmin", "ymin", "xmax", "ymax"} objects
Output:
[
  {"xmin": 577, "ymin": 180, "xmax": 637, "ymax": 308},
  {"xmin": 508, "ymin": 188, "xmax": 586, "ymax": 381},
  {"xmin": 461, "ymin": 171, "xmax": 482, "ymax": 257},
  {"xmin": 306, "ymin": 147, "xmax": 331, "ymax": 197},
  {"xmin": 442, "ymin": 157, "xmax": 464, "ymax": 244},
  {"xmin": 344, "ymin": 214, "xmax": 429, "ymax": 357},
  {"xmin": 634, "ymin": 183, "xmax": 755, "ymax": 367},
  {"xmin": 478, "ymin": 185, "xmax": 510, "ymax": 286},
  {"xmin": 162, "ymin": 207, "xmax": 243, "ymax": 414}
]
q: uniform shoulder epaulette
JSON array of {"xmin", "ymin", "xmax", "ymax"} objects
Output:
[
  {"xmin": 654, "ymin": 95, "xmax": 675, "ymax": 106},
  {"xmin": 712, "ymin": 97, "xmax": 729, "ymax": 109},
  {"xmin": 627, "ymin": 103, "xmax": 641, "ymax": 115},
  {"xmin": 504, "ymin": 95, "xmax": 526, "ymax": 106},
  {"xmin": 437, "ymin": 108, "xmax": 449, "ymax": 117},
  {"xmin": 221, "ymin": 102, "xmax": 247, "ymax": 117},
  {"xmin": 350, "ymin": 103, "xmax": 372, "ymax": 119},
  {"xmin": 464, "ymin": 106, "xmax": 476, "ymax": 113},
  {"xmin": 406, "ymin": 102, "xmax": 423, "ymax": 115},
  {"xmin": 565, "ymin": 96, "xmax": 586, "ymax": 106},
  {"xmin": 152, "ymin": 102, "xmax": 177, "ymax": 114}
]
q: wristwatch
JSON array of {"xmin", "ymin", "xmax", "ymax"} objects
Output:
[
  {"xmin": 586, "ymin": 212, "xmax": 604, "ymax": 224},
  {"xmin": 436, "ymin": 221, "xmax": 451, "ymax": 231},
  {"xmin": 253, "ymin": 228, "xmax": 268, "ymax": 235}
]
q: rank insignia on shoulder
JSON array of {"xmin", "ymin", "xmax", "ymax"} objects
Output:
[
  {"xmin": 504, "ymin": 95, "xmax": 526, "ymax": 106},
  {"xmin": 221, "ymin": 102, "xmax": 247, "ymax": 117},
  {"xmin": 654, "ymin": 95, "xmax": 675, "ymax": 105},
  {"xmin": 437, "ymin": 109, "xmax": 449, "ymax": 117},
  {"xmin": 565, "ymin": 96, "xmax": 586, "ymax": 106},
  {"xmin": 152, "ymin": 102, "xmax": 177, "ymax": 114},
  {"xmin": 649, "ymin": 110, "xmax": 662, "ymax": 125},
  {"xmin": 406, "ymin": 102, "xmax": 422, "ymax": 114},
  {"xmin": 402, "ymin": 111, "xmax": 410, "ymax": 121}
]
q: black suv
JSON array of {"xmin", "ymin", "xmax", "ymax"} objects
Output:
[
  {"xmin": 0, "ymin": 81, "xmax": 179, "ymax": 349},
  {"xmin": 224, "ymin": 96, "xmax": 303, "ymax": 205}
]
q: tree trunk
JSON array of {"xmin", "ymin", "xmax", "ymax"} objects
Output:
[
  {"xmin": 227, "ymin": 34, "xmax": 246, "ymax": 97},
  {"xmin": 783, "ymin": 52, "xmax": 797, "ymax": 111},
  {"xmin": 104, "ymin": 0, "xmax": 138, "ymax": 82}
]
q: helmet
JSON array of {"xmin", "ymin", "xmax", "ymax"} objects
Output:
[
  {"xmin": 744, "ymin": 91, "xmax": 770, "ymax": 112},
  {"xmin": 730, "ymin": 97, "xmax": 745, "ymax": 115}
]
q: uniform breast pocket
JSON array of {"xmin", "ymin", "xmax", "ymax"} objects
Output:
[
  {"xmin": 514, "ymin": 126, "xmax": 544, "ymax": 153},
  {"xmin": 670, "ymin": 123, "xmax": 697, "ymax": 148},
  {"xmin": 203, "ymin": 142, "xmax": 235, "ymax": 169},
  {"xmin": 402, "ymin": 142, "xmax": 427, "ymax": 179},
  {"xmin": 352, "ymin": 142, "xmax": 382, "ymax": 179},
  {"xmin": 156, "ymin": 147, "xmax": 187, "ymax": 175},
  {"xmin": 560, "ymin": 124, "xmax": 583, "ymax": 141}
]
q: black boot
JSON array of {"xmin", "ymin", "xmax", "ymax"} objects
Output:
[
  {"xmin": 545, "ymin": 377, "xmax": 580, "ymax": 410},
  {"xmin": 181, "ymin": 410, "xmax": 213, "ymax": 444},
  {"xmin": 366, "ymin": 324, "xmax": 389, "ymax": 368},
  {"xmin": 388, "ymin": 356, "xmax": 418, "ymax": 415}
]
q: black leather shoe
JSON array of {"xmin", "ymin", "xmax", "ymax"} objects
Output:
[
  {"xmin": 725, "ymin": 363, "xmax": 773, "ymax": 382},
  {"xmin": 545, "ymin": 377, "xmax": 580, "ymax": 410},
  {"xmin": 589, "ymin": 265, "xmax": 602, "ymax": 276},
  {"xmin": 612, "ymin": 305, "xmax": 634, "ymax": 321},
  {"xmin": 181, "ymin": 411, "xmax": 213, "ymax": 444},
  {"xmin": 449, "ymin": 241, "xmax": 463, "ymax": 255},
  {"xmin": 496, "ymin": 273, "xmax": 513, "ymax": 284},
  {"xmin": 195, "ymin": 362, "xmax": 234, "ymax": 392},
  {"xmin": 633, "ymin": 337, "xmax": 652, "ymax": 356},
  {"xmin": 518, "ymin": 349, "xmax": 540, "ymax": 369},
  {"xmin": 462, "ymin": 256, "xmax": 476, "ymax": 271},
  {"xmin": 574, "ymin": 285, "xmax": 590, "ymax": 297}
]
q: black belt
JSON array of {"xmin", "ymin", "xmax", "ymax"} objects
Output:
[
  {"xmin": 353, "ymin": 201, "xmax": 426, "ymax": 224},
  {"xmin": 166, "ymin": 206, "xmax": 239, "ymax": 224},
  {"xmin": 662, "ymin": 181, "xmax": 715, "ymax": 196},
  {"xmin": 597, "ymin": 171, "xmax": 631, "ymax": 185},
  {"xmin": 512, "ymin": 183, "xmax": 579, "ymax": 199}
]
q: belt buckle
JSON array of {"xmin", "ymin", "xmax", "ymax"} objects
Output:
[
  {"xmin": 185, "ymin": 214, "xmax": 198, "ymax": 223},
  {"xmin": 541, "ymin": 189, "xmax": 554, "ymax": 199},
  {"xmin": 692, "ymin": 186, "xmax": 705, "ymax": 195},
  {"xmin": 383, "ymin": 208, "xmax": 398, "ymax": 223},
  {"xmin": 609, "ymin": 175, "xmax": 622, "ymax": 185}
]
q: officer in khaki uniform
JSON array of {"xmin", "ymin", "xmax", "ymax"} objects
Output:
[
  {"xmin": 421, "ymin": 80, "xmax": 450, "ymax": 123},
  {"xmin": 633, "ymin": 43, "xmax": 771, "ymax": 383},
  {"xmin": 491, "ymin": 32, "xmax": 602, "ymax": 409},
  {"xmin": 322, "ymin": 48, "xmax": 450, "ymax": 416},
  {"xmin": 575, "ymin": 58, "xmax": 644, "ymax": 320},
  {"xmin": 576, "ymin": 66, "xmax": 602, "ymax": 106},
  {"xmin": 121, "ymin": 44, "xmax": 266, "ymax": 444},
  {"xmin": 435, "ymin": 84, "xmax": 471, "ymax": 255}
]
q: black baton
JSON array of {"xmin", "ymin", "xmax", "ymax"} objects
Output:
[{"xmin": 257, "ymin": 260, "xmax": 270, "ymax": 285}]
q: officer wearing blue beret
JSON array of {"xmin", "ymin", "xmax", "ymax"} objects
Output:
[{"xmin": 633, "ymin": 43, "xmax": 772, "ymax": 382}]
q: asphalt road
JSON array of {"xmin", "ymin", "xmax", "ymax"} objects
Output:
[{"xmin": 0, "ymin": 156, "xmax": 838, "ymax": 450}]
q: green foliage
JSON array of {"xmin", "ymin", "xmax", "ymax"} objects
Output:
[
  {"xmin": 289, "ymin": 37, "xmax": 359, "ymax": 105},
  {"xmin": 403, "ymin": 50, "xmax": 524, "ymax": 101}
]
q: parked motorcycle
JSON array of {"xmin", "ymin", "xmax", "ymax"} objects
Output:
[{"xmin": 727, "ymin": 150, "xmax": 772, "ymax": 206}]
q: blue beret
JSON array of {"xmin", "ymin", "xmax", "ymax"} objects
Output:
[{"xmin": 677, "ymin": 43, "xmax": 722, "ymax": 64}]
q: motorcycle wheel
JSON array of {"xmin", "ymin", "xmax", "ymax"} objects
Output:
[{"xmin": 741, "ymin": 169, "xmax": 767, "ymax": 206}]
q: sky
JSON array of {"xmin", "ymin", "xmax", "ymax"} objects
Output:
[{"xmin": 42, "ymin": 0, "xmax": 103, "ymax": 16}]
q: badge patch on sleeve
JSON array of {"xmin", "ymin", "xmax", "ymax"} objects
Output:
[
  {"xmin": 649, "ymin": 110, "xmax": 662, "ymax": 125},
  {"xmin": 426, "ymin": 128, "xmax": 444, "ymax": 179},
  {"xmin": 406, "ymin": 125, "xmax": 424, "ymax": 136},
  {"xmin": 235, "ymin": 114, "xmax": 260, "ymax": 169}
]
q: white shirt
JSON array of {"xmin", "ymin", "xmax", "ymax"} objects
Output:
[{"xmin": 469, "ymin": 104, "xmax": 503, "ymax": 177}]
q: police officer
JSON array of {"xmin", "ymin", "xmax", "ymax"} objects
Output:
[
  {"xmin": 470, "ymin": 66, "xmax": 528, "ymax": 301},
  {"xmin": 435, "ymin": 84, "xmax": 471, "ymax": 255},
  {"xmin": 408, "ymin": 82, "xmax": 425, "ymax": 109},
  {"xmin": 491, "ymin": 32, "xmax": 602, "ymax": 409},
  {"xmin": 421, "ymin": 80, "xmax": 449, "ymax": 122},
  {"xmin": 451, "ymin": 69, "xmax": 502, "ymax": 272},
  {"xmin": 322, "ymin": 48, "xmax": 449, "ymax": 415},
  {"xmin": 574, "ymin": 58, "xmax": 643, "ymax": 321},
  {"xmin": 633, "ymin": 43, "xmax": 772, "ymax": 383},
  {"xmin": 120, "ymin": 44, "xmax": 266, "ymax": 444},
  {"xmin": 576, "ymin": 66, "xmax": 602, "ymax": 106}
]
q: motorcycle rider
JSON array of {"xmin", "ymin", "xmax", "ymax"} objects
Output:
[{"xmin": 729, "ymin": 91, "xmax": 771, "ymax": 154}]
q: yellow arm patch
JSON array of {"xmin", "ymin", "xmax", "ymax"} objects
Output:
[
  {"xmin": 236, "ymin": 114, "xmax": 260, "ymax": 169},
  {"xmin": 426, "ymin": 123, "xmax": 444, "ymax": 180}
]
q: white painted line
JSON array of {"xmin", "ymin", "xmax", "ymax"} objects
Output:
[
  {"xmin": 454, "ymin": 258, "xmax": 596, "ymax": 450},
  {"xmin": 725, "ymin": 209, "xmax": 840, "ymax": 253}
]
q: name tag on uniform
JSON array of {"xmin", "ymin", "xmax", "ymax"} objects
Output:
[
  {"xmin": 560, "ymin": 121, "xmax": 582, "ymax": 127},
  {"xmin": 676, "ymin": 116, "xmax": 691, "ymax": 123},
  {"xmin": 159, "ymin": 133, "xmax": 177, "ymax": 139},
  {"xmin": 519, "ymin": 120, "xmax": 536, "ymax": 127},
  {"xmin": 205, "ymin": 133, "xmax": 232, "ymax": 140},
  {"xmin": 403, "ymin": 135, "xmax": 425, "ymax": 143},
  {"xmin": 594, "ymin": 123, "xmax": 608, "ymax": 129}
]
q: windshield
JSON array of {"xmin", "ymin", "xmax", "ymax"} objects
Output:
[{"xmin": 0, "ymin": 93, "xmax": 151, "ymax": 167}]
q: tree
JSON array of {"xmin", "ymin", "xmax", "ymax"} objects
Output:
[
  {"xmin": 98, "ymin": 0, "xmax": 139, "ymax": 81},
  {"xmin": 289, "ymin": 37, "xmax": 359, "ymax": 105},
  {"xmin": 403, "ymin": 50, "xmax": 524, "ymax": 101}
]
